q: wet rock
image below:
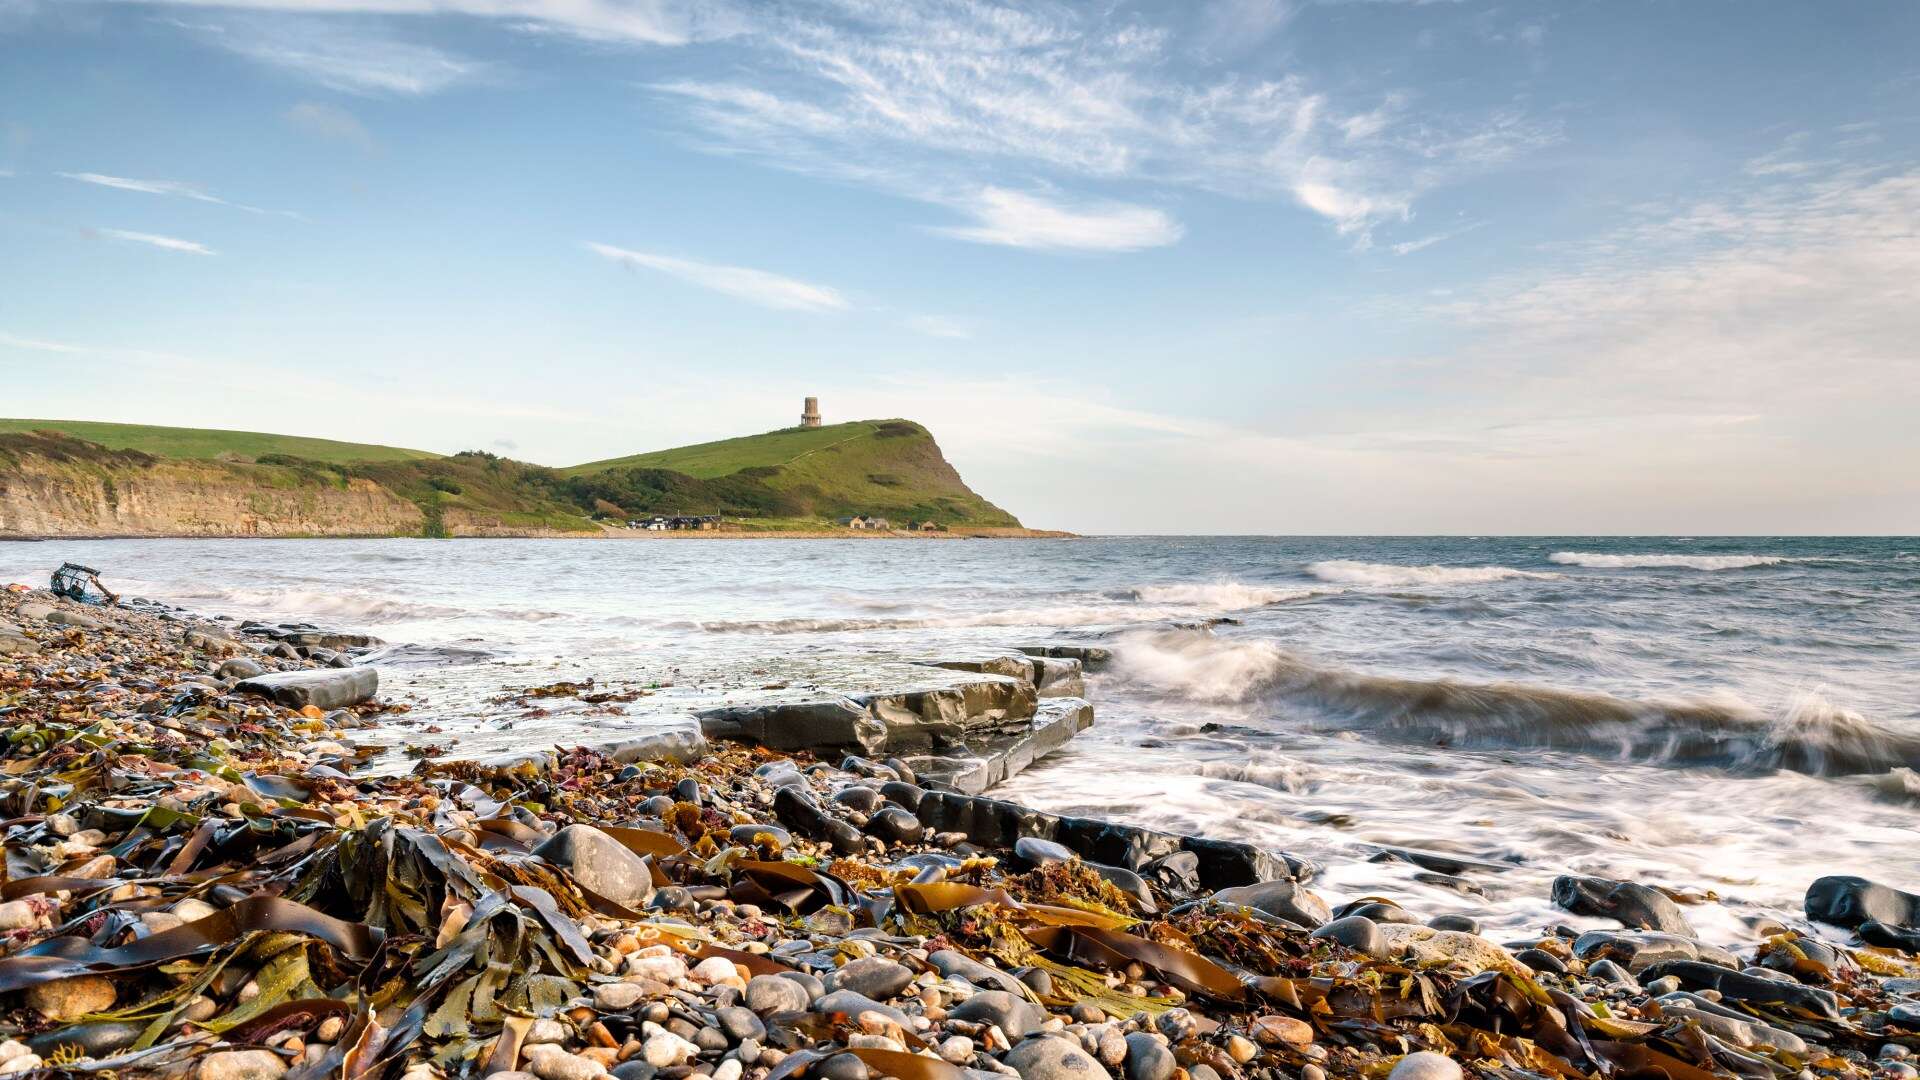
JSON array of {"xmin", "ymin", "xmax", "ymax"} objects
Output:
[
  {"xmin": 1425, "ymin": 913, "xmax": 1478, "ymax": 933},
  {"xmin": 815, "ymin": 1054, "xmax": 869, "ymax": 1080},
  {"xmin": 1311, "ymin": 915, "xmax": 1387, "ymax": 958},
  {"xmin": 948, "ymin": 990, "xmax": 1045, "ymax": 1037},
  {"xmin": 235, "ymin": 667, "xmax": 378, "ymax": 710},
  {"xmin": 1212, "ymin": 879, "xmax": 1331, "ymax": 928},
  {"xmin": 698, "ymin": 699, "xmax": 887, "ymax": 756},
  {"xmin": 929, "ymin": 950, "xmax": 1027, "ymax": 996},
  {"xmin": 27, "ymin": 974, "xmax": 117, "ymax": 1021},
  {"xmin": 830, "ymin": 956, "xmax": 914, "ymax": 1000},
  {"xmin": 198, "ymin": 1050, "xmax": 289, "ymax": 1080},
  {"xmin": 1588, "ymin": 958, "xmax": 1640, "ymax": 990},
  {"xmin": 1389, "ymin": 1052, "xmax": 1463, "ymax": 1080},
  {"xmin": 773, "ymin": 787, "xmax": 866, "ymax": 854},
  {"xmin": 532, "ymin": 824, "xmax": 656, "ymax": 908},
  {"xmin": 727, "ymin": 823, "xmax": 790, "ymax": 850},
  {"xmin": 813, "ymin": 989, "xmax": 909, "ymax": 1026},
  {"xmin": 1553, "ymin": 874, "xmax": 1695, "ymax": 936},
  {"xmin": 1807, "ymin": 876, "xmax": 1920, "ymax": 930},
  {"xmin": 1636, "ymin": 960, "xmax": 1841, "ymax": 1021},
  {"xmin": 1124, "ymin": 1033, "xmax": 1177, "ymax": 1080},
  {"xmin": 218, "ymin": 657, "xmax": 266, "ymax": 679},
  {"xmin": 865, "ymin": 806, "xmax": 923, "ymax": 844},
  {"xmin": 833, "ymin": 787, "xmax": 885, "ymax": 813},
  {"xmin": 1514, "ymin": 948, "xmax": 1567, "ymax": 974},
  {"xmin": 715, "ymin": 1005, "xmax": 765, "ymax": 1043},
  {"xmin": 879, "ymin": 781, "xmax": 924, "ymax": 811},
  {"xmin": 1571, "ymin": 930, "xmax": 1737, "ymax": 973},
  {"xmin": 26, "ymin": 1020, "xmax": 144, "ymax": 1058},
  {"xmin": 1376, "ymin": 924, "xmax": 1517, "ymax": 975},
  {"xmin": 745, "ymin": 974, "xmax": 811, "ymax": 1015},
  {"xmin": 1006, "ymin": 1035, "xmax": 1105, "ymax": 1080},
  {"xmin": 1015, "ymin": 836, "xmax": 1077, "ymax": 868}
]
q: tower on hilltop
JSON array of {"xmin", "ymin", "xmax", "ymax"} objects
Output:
[{"xmin": 801, "ymin": 396, "xmax": 821, "ymax": 428}]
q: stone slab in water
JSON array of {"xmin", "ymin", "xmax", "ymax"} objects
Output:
[
  {"xmin": 906, "ymin": 697, "xmax": 1093, "ymax": 795},
  {"xmin": 235, "ymin": 667, "xmax": 378, "ymax": 710},
  {"xmin": 698, "ymin": 668, "xmax": 1037, "ymax": 757}
]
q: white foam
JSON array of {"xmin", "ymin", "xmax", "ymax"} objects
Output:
[
  {"xmin": 1124, "ymin": 581, "xmax": 1312, "ymax": 609},
  {"xmin": 1308, "ymin": 560, "xmax": 1557, "ymax": 587},
  {"xmin": 1548, "ymin": 552, "xmax": 1790, "ymax": 571}
]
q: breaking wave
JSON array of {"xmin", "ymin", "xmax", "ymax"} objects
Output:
[
  {"xmin": 1119, "ymin": 581, "xmax": 1314, "ymax": 609},
  {"xmin": 1112, "ymin": 630, "xmax": 1920, "ymax": 778},
  {"xmin": 1548, "ymin": 552, "xmax": 1792, "ymax": 571},
  {"xmin": 1308, "ymin": 561, "xmax": 1558, "ymax": 587},
  {"xmin": 153, "ymin": 585, "xmax": 568, "ymax": 625}
]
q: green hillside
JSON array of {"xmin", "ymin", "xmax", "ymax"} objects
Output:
[
  {"xmin": 1, "ymin": 417, "xmax": 1024, "ymax": 534},
  {"xmin": 561, "ymin": 420, "xmax": 1019, "ymax": 526},
  {"xmin": 0, "ymin": 419, "xmax": 438, "ymax": 465},
  {"xmin": 564, "ymin": 420, "xmax": 889, "ymax": 478}
]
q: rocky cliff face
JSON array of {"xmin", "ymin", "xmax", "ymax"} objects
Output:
[{"xmin": 0, "ymin": 455, "xmax": 426, "ymax": 537}]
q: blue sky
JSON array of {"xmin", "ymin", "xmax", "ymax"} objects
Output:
[{"xmin": 2, "ymin": 0, "xmax": 1917, "ymax": 533}]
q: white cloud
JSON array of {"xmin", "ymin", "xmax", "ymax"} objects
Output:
[
  {"xmin": 585, "ymin": 242, "xmax": 850, "ymax": 313},
  {"xmin": 1389, "ymin": 220, "xmax": 1482, "ymax": 255},
  {"xmin": 59, "ymin": 170, "xmax": 294, "ymax": 216},
  {"xmin": 96, "ymin": 228, "xmax": 216, "ymax": 254},
  {"xmin": 284, "ymin": 101, "xmax": 375, "ymax": 149},
  {"xmin": 187, "ymin": 15, "xmax": 483, "ymax": 94},
  {"xmin": 647, "ymin": 1, "xmax": 1556, "ymax": 244},
  {"xmin": 933, "ymin": 188, "xmax": 1182, "ymax": 252},
  {"xmin": 117, "ymin": 0, "xmax": 730, "ymax": 45}
]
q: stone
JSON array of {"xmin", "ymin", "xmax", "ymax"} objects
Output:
[
  {"xmin": 864, "ymin": 806, "xmax": 923, "ymax": 844},
  {"xmin": 1124, "ymin": 1033, "xmax": 1177, "ymax": 1080},
  {"xmin": 46, "ymin": 609, "xmax": 102, "ymax": 628},
  {"xmin": 217, "ymin": 657, "xmax": 267, "ymax": 679},
  {"xmin": 1389, "ymin": 1052, "xmax": 1463, "ymax": 1080},
  {"xmin": 532, "ymin": 825, "xmax": 656, "ymax": 908},
  {"xmin": 698, "ymin": 698, "xmax": 888, "ymax": 756},
  {"xmin": 198, "ymin": 1050, "xmax": 289, "ymax": 1080},
  {"xmin": 1212, "ymin": 879, "xmax": 1331, "ymax": 928},
  {"xmin": 1376, "ymin": 924, "xmax": 1518, "ymax": 975},
  {"xmin": 929, "ymin": 949, "xmax": 1027, "ymax": 996},
  {"xmin": 593, "ymin": 982, "xmax": 648, "ymax": 1011},
  {"xmin": 745, "ymin": 974, "xmax": 811, "ymax": 1015},
  {"xmin": 948, "ymin": 990, "xmax": 1045, "ymax": 1038},
  {"xmin": 1425, "ymin": 913, "xmax": 1478, "ymax": 933},
  {"xmin": 1251, "ymin": 1006, "xmax": 1313, "ymax": 1045},
  {"xmin": 0, "ymin": 633, "xmax": 40, "ymax": 656},
  {"xmin": 1806, "ymin": 875, "xmax": 1920, "ymax": 930},
  {"xmin": 815, "ymin": 1054, "xmax": 869, "ymax": 1080},
  {"xmin": 831, "ymin": 956, "xmax": 914, "ymax": 1000},
  {"xmin": 812, "ymin": 990, "xmax": 909, "ymax": 1027},
  {"xmin": 728, "ymin": 823, "xmax": 790, "ymax": 850},
  {"xmin": 1552, "ymin": 875, "xmax": 1695, "ymax": 936},
  {"xmin": 715, "ymin": 1005, "xmax": 765, "ymax": 1043},
  {"xmin": 235, "ymin": 667, "xmax": 378, "ymax": 710},
  {"xmin": 691, "ymin": 955, "xmax": 740, "ymax": 984},
  {"xmin": 1005, "ymin": 1035, "xmax": 1105, "ymax": 1080},
  {"xmin": 1571, "ymin": 931, "xmax": 1738, "ymax": 973},
  {"xmin": 529, "ymin": 1046, "xmax": 609, "ymax": 1080},
  {"xmin": 1311, "ymin": 915, "xmax": 1387, "ymax": 958},
  {"xmin": 26, "ymin": 1020, "xmax": 144, "ymax": 1059},
  {"xmin": 1014, "ymin": 835, "xmax": 1077, "ymax": 868},
  {"xmin": 26, "ymin": 974, "xmax": 116, "ymax": 1021}
]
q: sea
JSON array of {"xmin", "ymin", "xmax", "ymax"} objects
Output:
[{"xmin": 6, "ymin": 535, "xmax": 1917, "ymax": 944}]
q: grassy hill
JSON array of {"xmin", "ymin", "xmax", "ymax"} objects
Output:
[
  {"xmin": 0, "ymin": 419, "xmax": 439, "ymax": 465},
  {"xmin": 0, "ymin": 417, "xmax": 1023, "ymax": 536}
]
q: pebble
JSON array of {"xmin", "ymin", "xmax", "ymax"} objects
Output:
[
  {"xmin": 27, "ymin": 974, "xmax": 117, "ymax": 1021},
  {"xmin": 527, "ymin": 1047, "xmax": 607, "ymax": 1080},
  {"xmin": 948, "ymin": 990, "xmax": 1044, "ymax": 1037},
  {"xmin": 1390, "ymin": 1051, "xmax": 1465, "ymax": 1080},
  {"xmin": 1251, "ymin": 1015, "xmax": 1314, "ymax": 1046},
  {"xmin": 690, "ymin": 955, "xmax": 739, "ymax": 984},
  {"xmin": 939, "ymin": 1035, "xmax": 976, "ymax": 1064},
  {"xmin": 744, "ymin": 974, "xmax": 811, "ymax": 1014},
  {"xmin": 831, "ymin": 956, "xmax": 914, "ymax": 999},
  {"xmin": 198, "ymin": 1050, "xmax": 289, "ymax": 1080},
  {"xmin": 715, "ymin": 1005, "xmax": 765, "ymax": 1042},
  {"xmin": 815, "ymin": 1053, "xmax": 869, "ymax": 1080},
  {"xmin": 593, "ymin": 982, "xmax": 648, "ymax": 1011},
  {"xmin": 1124, "ymin": 1032, "xmax": 1178, "ymax": 1080},
  {"xmin": 1007, "ymin": 1034, "xmax": 1107, "ymax": 1079}
]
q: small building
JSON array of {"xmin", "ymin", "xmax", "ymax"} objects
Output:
[
  {"xmin": 916, "ymin": 520, "xmax": 944, "ymax": 532},
  {"xmin": 801, "ymin": 396, "xmax": 821, "ymax": 428},
  {"xmin": 838, "ymin": 515, "xmax": 870, "ymax": 529},
  {"xmin": 866, "ymin": 517, "xmax": 891, "ymax": 531}
]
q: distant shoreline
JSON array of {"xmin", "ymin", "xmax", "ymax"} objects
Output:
[{"xmin": 0, "ymin": 526, "xmax": 1078, "ymax": 541}]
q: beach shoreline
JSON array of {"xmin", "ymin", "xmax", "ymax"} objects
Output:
[{"xmin": 0, "ymin": 583, "xmax": 1914, "ymax": 1080}]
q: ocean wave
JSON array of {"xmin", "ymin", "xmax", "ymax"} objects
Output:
[
  {"xmin": 1548, "ymin": 552, "xmax": 1793, "ymax": 571},
  {"xmin": 1111, "ymin": 630, "xmax": 1920, "ymax": 778},
  {"xmin": 155, "ymin": 585, "xmax": 567, "ymax": 625},
  {"xmin": 1308, "ymin": 561, "xmax": 1558, "ymax": 587},
  {"xmin": 1117, "ymin": 581, "xmax": 1313, "ymax": 609}
]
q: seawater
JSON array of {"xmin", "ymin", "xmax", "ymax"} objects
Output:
[{"xmin": 6, "ymin": 535, "xmax": 1916, "ymax": 943}]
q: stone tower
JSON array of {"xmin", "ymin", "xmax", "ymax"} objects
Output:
[{"xmin": 801, "ymin": 396, "xmax": 821, "ymax": 428}]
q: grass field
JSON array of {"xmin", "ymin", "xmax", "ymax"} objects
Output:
[
  {"xmin": 0, "ymin": 419, "xmax": 439, "ymax": 465},
  {"xmin": 560, "ymin": 420, "xmax": 889, "ymax": 478}
]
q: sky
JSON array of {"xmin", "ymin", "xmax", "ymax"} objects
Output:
[{"xmin": 1, "ymin": 0, "xmax": 1917, "ymax": 534}]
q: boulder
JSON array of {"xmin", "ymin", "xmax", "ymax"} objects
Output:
[
  {"xmin": 698, "ymin": 699, "xmax": 887, "ymax": 756},
  {"xmin": 1572, "ymin": 930, "xmax": 1738, "ymax": 973},
  {"xmin": 1376, "ymin": 925, "xmax": 1519, "ymax": 975},
  {"xmin": 950, "ymin": 991, "xmax": 1046, "ymax": 1037},
  {"xmin": 1212, "ymin": 879, "xmax": 1331, "ymax": 928},
  {"xmin": 531, "ymin": 824, "xmax": 656, "ymax": 908},
  {"xmin": 1552, "ymin": 874, "xmax": 1695, "ymax": 936},
  {"xmin": 1805, "ymin": 875, "xmax": 1920, "ymax": 930},
  {"xmin": 26, "ymin": 974, "xmax": 116, "ymax": 1021},
  {"xmin": 235, "ymin": 667, "xmax": 378, "ymax": 710},
  {"xmin": 218, "ymin": 657, "xmax": 266, "ymax": 680}
]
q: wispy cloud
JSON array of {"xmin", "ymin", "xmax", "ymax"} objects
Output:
[
  {"xmin": 283, "ymin": 101, "xmax": 374, "ymax": 150},
  {"xmin": 185, "ymin": 15, "xmax": 483, "ymax": 95},
  {"xmin": 1390, "ymin": 220, "xmax": 1483, "ymax": 255},
  {"xmin": 59, "ymin": 170, "xmax": 294, "ymax": 216},
  {"xmin": 646, "ymin": 1, "xmax": 1557, "ymax": 245},
  {"xmin": 123, "ymin": 0, "xmax": 733, "ymax": 46},
  {"xmin": 585, "ymin": 242, "xmax": 850, "ymax": 313},
  {"xmin": 934, "ymin": 188, "xmax": 1182, "ymax": 253},
  {"xmin": 96, "ymin": 227, "xmax": 216, "ymax": 254}
]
